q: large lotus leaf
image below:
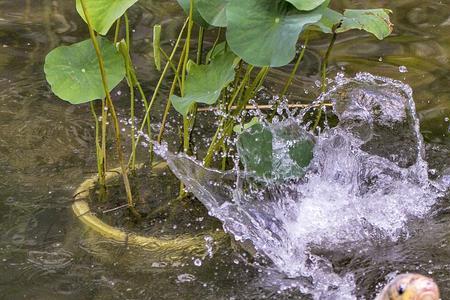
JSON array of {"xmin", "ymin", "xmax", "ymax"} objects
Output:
[
  {"xmin": 171, "ymin": 51, "xmax": 238, "ymax": 116},
  {"xmin": 198, "ymin": 0, "xmax": 228, "ymax": 27},
  {"xmin": 44, "ymin": 38, "xmax": 125, "ymax": 104},
  {"xmin": 76, "ymin": 0, "xmax": 138, "ymax": 35},
  {"xmin": 286, "ymin": 0, "xmax": 328, "ymax": 11},
  {"xmin": 176, "ymin": 0, "xmax": 209, "ymax": 27},
  {"xmin": 226, "ymin": 0, "xmax": 324, "ymax": 67},
  {"xmin": 337, "ymin": 9, "xmax": 393, "ymax": 40}
]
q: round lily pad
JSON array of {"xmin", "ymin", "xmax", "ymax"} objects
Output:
[
  {"xmin": 226, "ymin": 0, "xmax": 324, "ymax": 67},
  {"xmin": 44, "ymin": 37, "xmax": 125, "ymax": 104}
]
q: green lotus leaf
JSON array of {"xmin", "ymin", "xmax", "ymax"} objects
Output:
[
  {"xmin": 44, "ymin": 37, "xmax": 125, "ymax": 104},
  {"xmin": 171, "ymin": 51, "xmax": 238, "ymax": 116},
  {"xmin": 76, "ymin": 0, "xmax": 138, "ymax": 35},
  {"xmin": 176, "ymin": 0, "xmax": 210, "ymax": 27},
  {"xmin": 237, "ymin": 124, "xmax": 273, "ymax": 178},
  {"xmin": 237, "ymin": 121, "xmax": 315, "ymax": 180},
  {"xmin": 226, "ymin": 0, "xmax": 324, "ymax": 67},
  {"xmin": 286, "ymin": 0, "xmax": 328, "ymax": 11},
  {"xmin": 233, "ymin": 117, "xmax": 260, "ymax": 134},
  {"xmin": 337, "ymin": 9, "xmax": 393, "ymax": 40},
  {"xmin": 310, "ymin": 8, "xmax": 343, "ymax": 33},
  {"xmin": 198, "ymin": 0, "xmax": 228, "ymax": 27}
]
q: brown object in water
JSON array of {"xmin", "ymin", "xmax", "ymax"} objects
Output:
[{"xmin": 375, "ymin": 273, "xmax": 440, "ymax": 300}]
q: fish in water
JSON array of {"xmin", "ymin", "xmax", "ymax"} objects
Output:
[{"xmin": 375, "ymin": 274, "xmax": 440, "ymax": 300}]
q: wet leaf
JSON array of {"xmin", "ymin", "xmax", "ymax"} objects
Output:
[
  {"xmin": 171, "ymin": 51, "xmax": 238, "ymax": 116},
  {"xmin": 176, "ymin": 0, "xmax": 210, "ymax": 27},
  {"xmin": 310, "ymin": 8, "xmax": 343, "ymax": 34},
  {"xmin": 237, "ymin": 124, "xmax": 273, "ymax": 178},
  {"xmin": 338, "ymin": 9, "xmax": 393, "ymax": 40},
  {"xmin": 226, "ymin": 0, "xmax": 324, "ymax": 67},
  {"xmin": 76, "ymin": 0, "xmax": 138, "ymax": 35},
  {"xmin": 198, "ymin": 0, "xmax": 228, "ymax": 27},
  {"xmin": 44, "ymin": 37, "xmax": 125, "ymax": 104},
  {"xmin": 286, "ymin": 0, "xmax": 328, "ymax": 11},
  {"xmin": 233, "ymin": 117, "xmax": 259, "ymax": 134},
  {"xmin": 237, "ymin": 121, "xmax": 315, "ymax": 180}
]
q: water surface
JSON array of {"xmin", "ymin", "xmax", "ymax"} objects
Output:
[{"xmin": 0, "ymin": 0, "xmax": 449, "ymax": 299}]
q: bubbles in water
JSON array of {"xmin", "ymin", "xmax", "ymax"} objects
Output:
[
  {"xmin": 399, "ymin": 65, "xmax": 408, "ymax": 73},
  {"xmin": 162, "ymin": 73, "xmax": 445, "ymax": 299},
  {"xmin": 176, "ymin": 273, "xmax": 196, "ymax": 283},
  {"xmin": 193, "ymin": 258, "xmax": 202, "ymax": 267}
]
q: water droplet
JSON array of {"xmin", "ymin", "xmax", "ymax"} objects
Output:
[
  {"xmin": 399, "ymin": 65, "xmax": 408, "ymax": 73},
  {"xmin": 193, "ymin": 258, "xmax": 202, "ymax": 267},
  {"xmin": 81, "ymin": 68, "xmax": 86, "ymax": 73}
]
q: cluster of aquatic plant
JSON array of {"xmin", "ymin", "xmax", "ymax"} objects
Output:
[{"xmin": 43, "ymin": 0, "xmax": 393, "ymax": 212}]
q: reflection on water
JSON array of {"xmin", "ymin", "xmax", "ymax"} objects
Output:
[{"xmin": 0, "ymin": 0, "xmax": 448, "ymax": 299}]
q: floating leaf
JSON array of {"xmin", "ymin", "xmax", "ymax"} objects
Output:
[
  {"xmin": 286, "ymin": 0, "xmax": 328, "ymax": 11},
  {"xmin": 76, "ymin": 0, "xmax": 138, "ymax": 35},
  {"xmin": 338, "ymin": 9, "xmax": 393, "ymax": 40},
  {"xmin": 171, "ymin": 51, "xmax": 238, "ymax": 116},
  {"xmin": 176, "ymin": 0, "xmax": 209, "ymax": 27},
  {"xmin": 44, "ymin": 37, "xmax": 125, "ymax": 104},
  {"xmin": 226, "ymin": 0, "xmax": 324, "ymax": 67},
  {"xmin": 237, "ymin": 121, "xmax": 315, "ymax": 180},
  {"xmin": 198, "ymin": 0, "xmax": 228, "ymax": 27}
]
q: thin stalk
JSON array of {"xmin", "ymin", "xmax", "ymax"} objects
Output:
[
  {"xmin": 313, "ymin": 31, "xmax": 337, "ymax": 131},
  {"xmin": 182, "ymin": 1, "xmax": 195, "ymax": 153},
  {"xmin": 79, "ymin": 0, "xmax": 139, "ymax": 217},
  {"xmin": 196, "ymin": 26, "xmax": 204, "ymax": 64},
  {"xmin": 157, "ymin": 42, "xmax": 187, "ymax": 143},
  {"xmin": 101, "ymin": 98, "xmax": 107, "ymax": 181},
  {"xmin": 129, "ymin": 18, "xmax": 189, "ymax": 165},
  {"xmin": 159, "ymin": 47, "xmax": 181, "ymax": 85},
  {"xmin": 280, "ymin": 33, "xmax": 309, "ymax": 97},
  {"xmin": 113, "ymin": 17, "xmax": 121, "ymax": 43},
  {"xmin": 89, "ymin": 101, "xmax": 105, "ymax": 186},
  {"xmin": 203, "ymin": 65, "xmax": 261, "ymax": 166},
  {"xmin": 122, "ymin": 15, "xmax": 136, "ymax": 170},
  {"xmin": 124, "ymin": 13, "xmax": 131, "ymax": 51}
]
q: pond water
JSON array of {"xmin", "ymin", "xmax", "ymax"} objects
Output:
[{"xmin": 0, "ymin": 0, "xmax": 449, "ymax": 299}]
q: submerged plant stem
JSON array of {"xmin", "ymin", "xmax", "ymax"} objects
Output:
[{"xmin": 79, "ymin": 0, "xmax": 139, "ymax": 218}]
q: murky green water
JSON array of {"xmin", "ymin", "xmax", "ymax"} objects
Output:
[{"xmin": 0, "ymin": 0, "xmax": 449, "ymax": 299}]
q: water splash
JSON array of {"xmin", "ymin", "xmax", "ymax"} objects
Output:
[{"xmin": 163, "ymin": 73, "xmax": 446, "ymax": 299}]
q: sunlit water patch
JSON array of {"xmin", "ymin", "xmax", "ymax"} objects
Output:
[{"xmin": 158, "ymin": 73, "xmax": 448, "ymax": 299}]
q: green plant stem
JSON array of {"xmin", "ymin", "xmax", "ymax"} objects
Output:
[
  {"xmin": 281, "ymin": 33, "xmax": 309, "ymax": 97},
  {"xmin": 157, "ymin": 42, "xmax": 187, "ymax": 143},
  {"xmin": 79, "ymin": 0, "xmax": 139, "ymax": 218},
  {"xmin": 113, "ymin": 17, "xmax": 121, "ymax": 43},
  {"xmin": 269, "ymin": 34, "xmax": 309, "ymax": 121},
  {"xmin": 182, "ymin": 1, "xmax": 195, "ymax": 153},
  {"xmin": 159, "ymin": 47, "xmax": 181, "ymax": 85},
  {"xmin": 196, "ymin": 26, "xmax": 204, "ymax": 64},
  {"xmin": 101, "ymin": 98, "xmax": 107, "ymax": 182},
  {"xmin": 129, "ymin": 18, "xmax": 189, "ymax": 166},
  {"xmin": 203, "ymin": 65, "xmax": 268, "ymax": 167},
  {"xmin": 89, "ymin": 101, "xmax": 105, "ymax": 186},
  {"xmin": 122, "ymin": 15, "xmax": 136, "ymax": 170},
  {"xmin": 313, "ymin": 31, "xmax": 337, "ymax": 131}
]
